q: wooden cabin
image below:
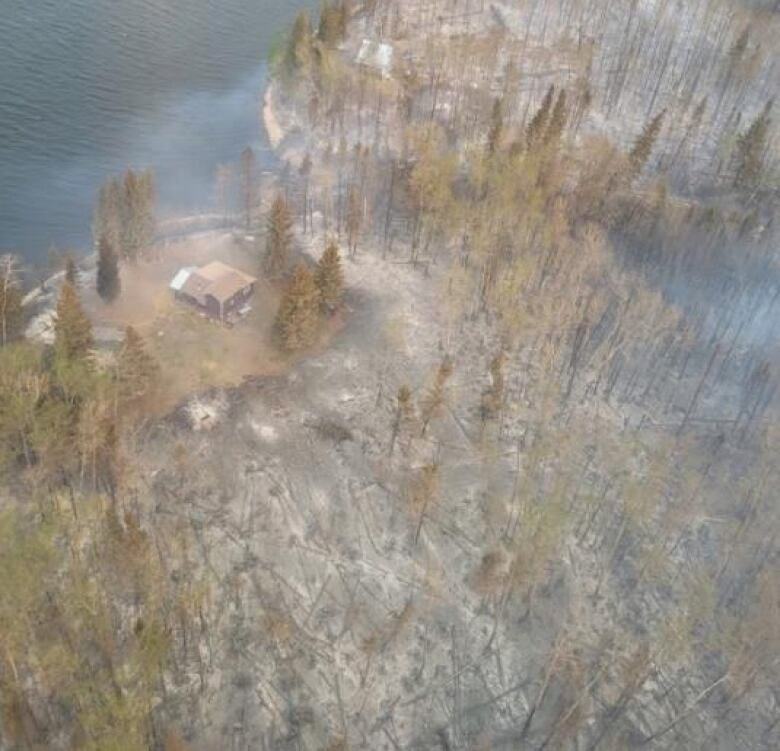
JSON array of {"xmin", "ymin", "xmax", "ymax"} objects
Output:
[{"xmin": 170, "ymin": 261, "xmax": 257, "ymax": 322}]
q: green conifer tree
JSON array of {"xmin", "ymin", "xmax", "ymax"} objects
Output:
[
  {"xmin": 137, "ymin": 169, "xmax": 156, "ymax": 252},
  {"xmin": 54, "ymin": 281, "xmax": 93, "ymax": 362},
  {"xmin": 338, "ymin": 0, "xmax": 351, "ymax": 38},
  {"xmin": 389, "ymin": 384, "xmax": 415, "ymax": 457},
  {"xmin": 526, "ymin": 85, "xmax": 555, "ymax": 149},
  {"xmin": 346, "ymin": 186, "xmax": 363, "ymax": 256},
  {"xmin": 544, "ymin": 90, "xmax": 568, "ymax": 145},
  {"xmin": 628, "ymin": 110, "xmax": 666, "ymax": 179},
  {"xmin": 117, "ymin": 326, "xmax": 159, "ymax": 399},
  {"xmin": 735, "ymin": 101, "xmax": 773, "ymax": 190},
  {"xmin": 116, "ymin": 168, "xmax": 155, "ymax": 261},
  {"xmin": 240, "ymin": 147, "xmax": 256, "ymax": 231},
  {"xmin": 265, "ymin": 194, "xmax": 293, "ymax": 278},
  {"xmin": 96, "ymin": 235, "xmax": 121, "ymax": 303},
  {"xmin": 487, "ymin": 97, "xmax": 504, "ymax": 155},
  {"xmin": 421, "ymin": 356, "xmax": 454, "ymax": 435},
  {"xmin": 300, "ymin": 152, "xmax": 313, "ymax": 233},
  {"xmin": 0, "ymin": 255, "xmax": 23, "ymax": 347},
  {"xmin": 274, "ymin": 263, "xmax": 321, "ymax": 351},
  {"xmin": 480, "ymin": 352, "xmax": 506, "ymax": 421},
  {"xmin": 121, "ymin": 169, "xmax": 142, "ymax": 261},
  {"xmin": 315, "ymin": 239, "xmax": 345, "ymax": 313},
  {"xmin": 64, "ymin": 256, "xmax": 78, "ymax": 286},
  {"xmin": 318, "ymin": 1, "xmax": 341, "ymax": 46},
  {"xmin": 93, "ymin": 177, "xmax": 123, "ymax": 252},
  {"xmin": 285, "ymin": 11, "xmax": 313, "ymax": 76}
]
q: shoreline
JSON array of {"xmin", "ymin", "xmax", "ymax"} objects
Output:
[
  {"xmin": 21, "ymin": 67, "xmax": 290, "ymax": 340},
  {"xmin": 21, "ymin": 214, "xmax": 236, "ymax": 305},
  {"xmin": 23, "ymin": 70, "xmax": 291, "ymax": 345}
]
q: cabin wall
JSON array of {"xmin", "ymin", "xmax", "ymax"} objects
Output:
[
  {"xmin": 175, "ymin": 283, "xmax": 254, "ymax": 321},
  {"xmin": 222, "ymin": 284, "xmax": 255, "ymax": 315}
]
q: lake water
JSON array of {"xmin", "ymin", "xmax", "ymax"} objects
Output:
[{"xmin": 0, "ymin": 0, "xmax": 310, "ymax": 265}]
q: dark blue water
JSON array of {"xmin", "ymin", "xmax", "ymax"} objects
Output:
[{"xmin": 0, "ymin": 0, "xmax": 309, "ymax": 264}]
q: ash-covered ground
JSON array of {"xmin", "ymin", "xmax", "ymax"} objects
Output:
[{"xmin": 127, "ymin": 1, "xmax": 780, "ymax": 748}]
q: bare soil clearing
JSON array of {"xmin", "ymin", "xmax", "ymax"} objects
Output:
[{"xmin": 81, "ymin": 232, "xmax": 339, "ymax": 413}]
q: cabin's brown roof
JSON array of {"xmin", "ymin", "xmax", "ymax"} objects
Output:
[
  {"xmin": 179, "ymin": 262, "xmax": 257, "ymax": 305},
  {"xmin": 196, "ymin": 261, "xmax": 255, "ymax": 285},
  {"xmin": 205, "ymin": 272, "xmax": 255, "ymax": 304}
]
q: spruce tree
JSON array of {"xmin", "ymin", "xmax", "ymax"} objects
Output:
[
  {"xmin": 265, "ymin": 194, "xmax": 293, "ymax": 278},
  {"xmin": 54, "ymin": 281, "xmax": 93, "ymax": 362},
  {"xmin": 274, "ymin": 263, "xmax": 321, "ymax": 352},
  {"xmin": 389, "ymin": 384, "xmax": 415, "ymax": 457},
  {"xmin": 120, "ymin": 169, "xmax": 141, "ymax": 261},
  {"xmin": 315, "ymin": 240, "xmax": 345, "ymax": 313},
  {"xmin": 64, "ymin": 256, "xmax": 78, "ymax": 286},
  {"xmin": 628, "ymin": 110, "xmax": 666, "ymax": 179},
  {"xmin": 735, "ymin": 101, "xmax": 772, "ymax": 190},
  {"xmin": 421, "ymin": 356, "xmax": 454, "ymax": 435},
  {"xmin": 117, "ymin": 326, "xmax": 159, "ymax": 399},
  {"xmin": 544, "ymin": 90, "xmax": 568, "ymax": 145},
  {"xmin": 96, "ymin": 235, "xmax": 121, "ymax": 303},
  {"xmin": 338, "ymin": 0, "xmax": 351, "ymax": 38},
  {"xmin": 0, "ymin": 255, "xmax": 23, "ymax": 347},
  {"xmin": 346, "ymin": 186, "xmax": 362, "ymax": 256},
  {"xmin": 481, "ymin": 352, "xmax": 506, "ymax": 421},
  {"xmin": 137, "ymin": 169, "xmax": 156, "ymax": 252},
  {"xmin": 730, "ymin": 27, "xmax": 750, "ymax": 67},
  {"xmin": 285, "ymin": 10, "xmax": 313, "ymax": 77},
  {"xmin": 487, "ymin": 97, "xmax": 504, "ymax": 155},
  {"xmin": 93, "ymin": 177, "xmax": 122, "ymax": 252},
  {"xmin": 300, "ymin": 152, "xmax": 313, "ymax": 233},
  {"xmin": 240, "ymin": 147, "xmax": 256, "ymax": 231},
  {"xmin": 526, "ymin": 85, "xmax": 555, "ymax": 149},
  {"xmin": 117, "ymin": 168, "xmax": 155, "ymax": 261},
  {"xmin": 318, "ymin": 1, "xmax": 341, "ymax": 46}
]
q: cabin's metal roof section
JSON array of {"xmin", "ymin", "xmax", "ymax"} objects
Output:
[{"xmin": 170, "ymin": 267, "xmax": 197, "ymax": 292}]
